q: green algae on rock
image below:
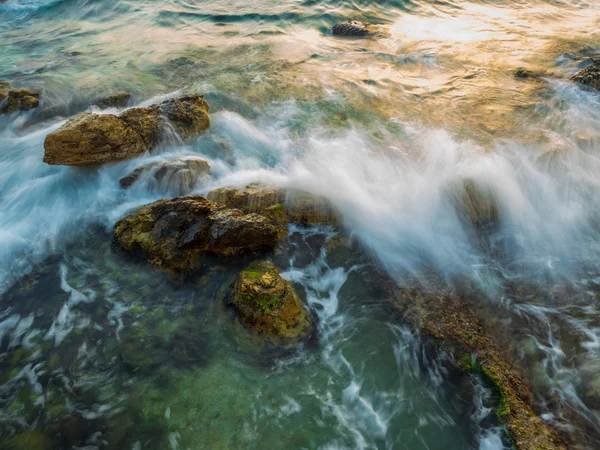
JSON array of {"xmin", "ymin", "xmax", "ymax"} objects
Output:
[
  {"xmin": 113, "ymin": 196, "xmax": 285, "ymax": 272},
  {"xmin": 229, "ymin": 261, "xmax": 312, "ymax": 345},
  {"xmin": 392, "ymin": 288, "xmax": 567, "ymax": 450},
  {"xmin": 43, "ymin": 94, "xmax": 210, "ymax": 166},
  {"xmin": 571, "ymin": 61, "xmax": 600, "ymax": 91},
  {"xmin": 206, "ymin": 184, "xmax": 341, "ymax": 226}
]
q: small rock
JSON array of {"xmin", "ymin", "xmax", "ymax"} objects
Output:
[
  {"xmin": 119, "ymin": 156, "xmax": 211, "ymax": 195},
  {"xmin": 229, "ymin": 260, "xmax": 312, "ymax": 345},
  {"xmin": 571, "ymin": 61, "xmax": 600, "ymax": 91},
  {"xmin": 332, "ymin": 21, "xmax": 373, "ymax": 37},
  {"xmin": 0, "ymin": 83, "xmax": 41, "ymax": 113},
  {"xmin": 93, "ymin": 92, "xmax": 131, "ymax": 109},
  {"xmin": 113, "ymin": 196, "xmax": 285, "ymax": 271}
]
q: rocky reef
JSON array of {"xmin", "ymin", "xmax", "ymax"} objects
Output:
[
  {"xmin": 119, "ymin": 156, "xmax": 210, "ymax": 195},
  {"xmin": 0, "ymin": 82, "xmax": 41, "ymax": 113},
  {"xmin": 206, "ymin": 184, "xmax": 341, "ymax": 226},
  {"xmin": 229, "ymin": 260, "xmax": 312, "ymax": 345},
  {"xmin": 113, "ymin": 196, "xmax": 285, "ymax": 272},
  {"xmin": 571, "ymin": 60, "xmax": 600, "ymax": 91},
  {"xmin": 43, "ymin": 94, "xmax": 209, "ymax": 166},
  {"xmin": 391, "ymin": 287, "xmax": 567, "ymax": 450}
]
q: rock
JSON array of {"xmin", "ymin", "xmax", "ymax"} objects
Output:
[
  {"xmin": 206, "ymin": 185, "xmax": 341, "ymax": 226},
  {"xmin": 43, "ymin": 94, "xmax": 210, "ymax": 166},
  {"xmin": 0, "ymin": 83, "xmax": 41, "ymax": 113},
  {"xmin": 571, "ymin": 61, "xmax": 600, "ymax": 91},
  {"xmin": 114, "ymin": 196, "xmax": 285, "ymax": 271},
  {"xmin": 448, "ymin": 178, "xmax": 499, "ymax": 226},
  {"xmin": 392, "ymin": 287, "xmax": 567, "ymax": 450},
  {"xmin": 43, "ymin": 113, "xmax": 146, "ymax": 166},
  {"xmin": 93, "ymin": 92, "xmax": 131, "ymax": 109},
  {"xmin": 229, "ymin": 260, "xmax": 312, "ymax": 344},
  {"xmin": 119, "ymin": 106, "xmax": 161, "ymax": 147},
  {"xmin": 119, "ymin": 156, "xmax": 211, "ymax": 195},
  {"xmin": 332, "ymin": 21, "xmax": 374, "ymax": 37},
  {"xmin": 159, "ymin": 94, "xmax": 210, "ymax": 139}
]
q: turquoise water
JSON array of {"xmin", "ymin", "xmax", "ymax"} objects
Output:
[{"xmin": 1, "ymin": 0, "xmax": 600, "ymax": 448}]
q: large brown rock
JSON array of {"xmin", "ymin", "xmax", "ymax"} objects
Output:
[
  {"xmin": 0, "ymin": 82, "xmax": 41, "ymax": 113},
  {"xmin": 43, "ymin": 113, "xmax": 147, "ymax": 166},
  {"xmin": 114, "ymin": 196, "xmax": 285, "ymax": 271},
  {"xmin": 206, "ymin": 185, "xmax": 341, "ymax": 226},
  {"xmin": 119, "ymin": 156, "xmax": 211, "ymax": 195},
  {"xmin": 229, "ymin": 260, "xmax": 312, "ymax": 345},
  {"xmin": 43, "ymin": 94, "xmax": 210, "ymax": 166}
]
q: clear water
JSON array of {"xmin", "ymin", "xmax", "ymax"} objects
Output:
[{"xmin": 0, "ymin": 0, "xmax": 599, "ymax": 448}]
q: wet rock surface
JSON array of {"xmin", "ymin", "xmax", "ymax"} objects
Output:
[
  {"xmin": 332, "ymin": 21, "xmax": 374, "ymax": 37},
  {"xmin": 571, "ymin": 60, "xmax": 600, "ymax": 91},
  {"xmin": 119, "ymin": 156, "xmax": 211, "ymax": 195},
  {"xmin": 0, "ymin": 82, "xmax": 41, "ymax": 113},
  {"xmin": 206, "ymin": 184, "xmax": 341, "ymax": 226},
  {"xmin": 229, "ymin": 260, "xmax": 312, "ymax": 345},
  {"xmin": 43, "ymin": 112, "xmax": 147, "ymax": 166},
  {"xmin": 43, "ymin": 94, "xmax": 210, "ymax": 166},
  {"xmin": 113, "ymin": 196, "xmax": 285, "ymax": 272},
  {"xmin": 93, "ymin": 92, "xmax": 131, "ymax": 109},
  {"xmin": 391, "ymin": 286, "xmax": 567, "ymax": 450}
]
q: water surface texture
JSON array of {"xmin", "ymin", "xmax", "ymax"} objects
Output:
[{"xmin": 0, "ymin": 0, "xmax": 600, "ymax": 449}]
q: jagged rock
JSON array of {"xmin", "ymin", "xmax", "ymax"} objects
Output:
[
  {"xmin": 448, "ymin": 178, "xmax": 499, "ymax": 226},
  {"xmin": 43, "ymin": 113, "xmax": 147, "ymax": 166},
  {"xmin": 43, "ymin": 94, "xmax": 210, "ymax": 166},
  {"xmin": 229, "ymin": 260, "xmax": 312, "ymax": 344},
  {"xmin": 114, "ymin": 196, "xmax": 285, "ymax": 271},
  {"xmin": 94, "ymin": 92, "xmax": 131, "ymax": 109},
  {"xmin": 571, "ymin": 61, "xmax": 600, "ymax": 91},
  {"xmin": 0, "ymin": 82, "xmax": 41, "ymax": 113},
  {"xmin": 332, "ymin": 21, "xmax": 374, "ymax": 37},
  {"xmin": 119, "ymin": 156, "xmax": 211, "ymax": 195},
  {"xmin": 206, "ymin": 185, "xmax": 341, "ymax": 226}
]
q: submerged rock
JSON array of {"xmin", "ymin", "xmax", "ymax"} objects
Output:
[
  {"xmin": 392, "ymin": 287, "xmax": 566, "ymax": 450},
  {"xmin": 0, "ymin": 82, "xmax": 41, "ymax": 113},
  {"xmin": 448, "ymin": 178, "xmax": 499, "ymax": 226},
  {"xmin": 114, "ymin": 196, "xmax": 285, "ymax": 271},
  {"xmin": 206, "ymin": 185, "xmax": 341, "ymax": 226},
  {"xmin": 332, "ymin": 21, "xmax": 374, "ymax": 37},
  {"xmin": 571, "ymin": 61, "xmax": 600, "ymax": 91},
  {"xmin": 229, "ymin": 260, "xmax": 312, "ymax": 344},
  {"xmin": 119, "ymin": 156, "xmax": 211, "ymax": 195},
  {"xmin": 43, "ymin": 94, "xmax": 210, "ymax": 166},
  {"xmin": 93, "ymin": 92, "xmax": 131, "ymax": 109}
]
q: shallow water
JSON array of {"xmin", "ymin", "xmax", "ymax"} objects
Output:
[{"xmin": 1, "ymin": 0, "xmax": 600, "ymax": 448}]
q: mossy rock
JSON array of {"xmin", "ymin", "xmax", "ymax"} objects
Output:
[
  {"xmin": 229, "ymin": 261, "xmax": 312, "ymax": 346},
  {"xmin": 113, "ymin": 196, "xmax": 285, "ymax": 272}
]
